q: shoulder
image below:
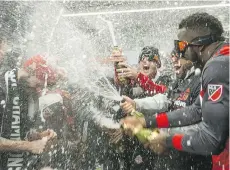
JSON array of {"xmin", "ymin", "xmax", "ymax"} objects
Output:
[
  {"xmin": 203, "ymin": 56, "xmax": 229, "ymax": 80},
  {"xmin": 209, "ymin": 55, "xmax": 229, "ymax": 64},
  {"xmin": 156, "ymin": 75, "xmax": 173, "ymax": 86},
  {"xmin": 205, "ymin": 42, "xmax": 229, "ymax": 68},
  {"xmin": 201, "ymin": 57, "xmax": 229, "ymax": 92}
]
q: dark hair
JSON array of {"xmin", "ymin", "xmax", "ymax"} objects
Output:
[{"xmin": 179, "ymin": 12, "xmax": 224, "ymax": 36}]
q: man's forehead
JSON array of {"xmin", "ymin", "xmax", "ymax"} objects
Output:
[{"xmin": 177, "ymin": 28, "xmax": 198, "ymax": 42}]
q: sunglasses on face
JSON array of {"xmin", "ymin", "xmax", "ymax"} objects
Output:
[
  {"xmin": 174, "ymin": 34, "xmax": 219, "ymax": 57},
  {"xmin": 174, "ymin": 40, "xmax": 201, "ymax": 54}
]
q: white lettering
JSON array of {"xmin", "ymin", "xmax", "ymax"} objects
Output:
[
  {"xmin": 10, "ymin": 137, "xmax": 20, "ymax": 140},
  {"xmin": 13, "ymin": 106, "xmax": 20, "ymax": 110},
  {"xmin": 12, "ymin": 110, "xmax": 20, "ymax": 115},
  {"xmin": 13, "ymin": 97, "xmax": 19, "ymax": 105},
  {"xmin": 10, "ymin": 72, "xmax": 16, "ymax": 83},
  {"xmin": 8, "ymin": 168, "xmax": 21, "ymax": 170},
  {"xmin": 11, "ymin": 83, "xmax": 17, "ymax": 87},
  {"xmin": 9, "ymin": 153, "xmax": 23, "ymax": 158},
  {"xmin": 7, "ymin": 158, "xmax": 23, "ymax": 167},
  {"xmin": 7, "ymin": 75, "xmax": 24, "ymax": 168},
  {"xmin": 174, "ymin": 100, "xmax": 186, "ymax": 108},
  {"xmin": 10, "ymin": 133, "xmax": 20, "ymax": 137},
  {"xmin": 12, "ymin": 115, "xmax": 20, "ymax": 125}
]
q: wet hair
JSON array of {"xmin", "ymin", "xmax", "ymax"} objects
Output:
[
  {"xmin": 179, "ymin": 12, "xmax": 224, "ymax": 36},
  {"xmin": 139, "ymin": 46, "xmax": 161, "ymax": 68}
]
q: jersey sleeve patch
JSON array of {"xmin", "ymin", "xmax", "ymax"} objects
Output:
[{"xmin": 208, "ymin": 84, "xmax": 223, "ymax": 102}]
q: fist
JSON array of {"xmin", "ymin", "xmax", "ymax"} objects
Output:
[
  {"xmin": 28, "ymin": 129, "xmax": 57, "ymax": 141},
  {"xmin": 29, "ymin": 137, "xmax": 48, "ymax": 154},
  {"xmin": 40, "ymin": 129, "xmax": 57, "ymax": 140},
  {"xmin": 120, "ymin": 116, "xmax": 146, "ymax": 136},
  {"xmin": 120, "ymin": 96, "xmax": 136, "ymax": 115},
  {"xmin": 146, "ymin": 130, "xmax": 168, "ymax": 155}
]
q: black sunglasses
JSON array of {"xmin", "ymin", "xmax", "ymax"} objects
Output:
[{"xmin": 174, "ymin": 34, "xmax": 219, "ymax": 57}]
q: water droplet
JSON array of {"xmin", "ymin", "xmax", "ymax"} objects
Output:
[
  {"xmin": 135, "ymin": 155, "xmax": 143, "ymax": 164},
  {"xmin": 53, "ymin": 149, "xmax": 57, "ymax": 154},
  {"xmin": 195, "ymin": 68, "xmax": 201, "ymax": 76},
  {"xmin": 1, "ymin": 100, "xmax": 5, "ymax": 105},
  {"xmin": 48, "ymin": 151, "xmax": 52, "ymax": 156},
  {"xmin": 187, "ymin": 140, "xmax": 191, "ymax": 146}
]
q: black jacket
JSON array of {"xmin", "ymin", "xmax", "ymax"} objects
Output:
[{"xmin": 155, "ymin": 68, "xmax": 212, "ymax": 170}]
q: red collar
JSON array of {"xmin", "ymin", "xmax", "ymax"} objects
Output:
[{"xmin": 213, "ymin": 43, "xmax": 229, "ymax": 57}]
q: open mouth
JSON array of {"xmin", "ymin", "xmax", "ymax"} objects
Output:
[
  {"xmin": 143, "ymin": 65, "xmax": 150, "ymax": 70},
  {"xmin": 174, "ymin": 65, "xmax": 181, "ymax": 71},
  {"xmin": 174, "ymin": 66, "xmax": 181, "ymax": 74}
]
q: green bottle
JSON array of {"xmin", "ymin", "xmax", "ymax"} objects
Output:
[
  {"xmin": 135, "ymin": 128, "xmax": 153, "ymax": 143},
  {"xmin": 135, "ymin": 128, "xmax": 159, "ymax": 143},
  {"xmin": 129, "ymin": 110, "xmax": 159, "ymax": 143},
  {"xmin": 130, "ymin": 110, "xmax": 144, "ymax": 117},
  {"xmin": 113, "ymin": 46, "xmax": 129, "ymax": 85}
]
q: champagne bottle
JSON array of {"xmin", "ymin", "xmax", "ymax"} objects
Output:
[
  {"xmin": 135, "ymin": 128, "xmax": 159, "ymax": 143},
  {"xmin": 130, "ymin": 110, "xmax": 144, "ymax": 117},
  {"xmin": 129, "ymin": 110, "xmax": 159, "ymax": 143},
  {"xmin": 112, "ymin": 46, "xmax": 130, "ymax": 85}
]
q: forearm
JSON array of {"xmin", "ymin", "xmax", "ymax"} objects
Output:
[
  {"xmin": 0, "ymin": 137, "xmax": 31, "ymax": 152},
  {"xmin": 134, "ymin": 94, "xmax": 170, "ymax": 114},
  {"xmin": 167, "ymin": 123, "xmax": 199, "ymax": 135},
  {"xmin": 144, "ymin": 104, "xmax": 202, "ymax": 128}
]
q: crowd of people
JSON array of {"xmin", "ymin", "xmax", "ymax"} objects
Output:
[{"xmin": 0, "ymin": 12, "xmax": 229, "ymax": 170}]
